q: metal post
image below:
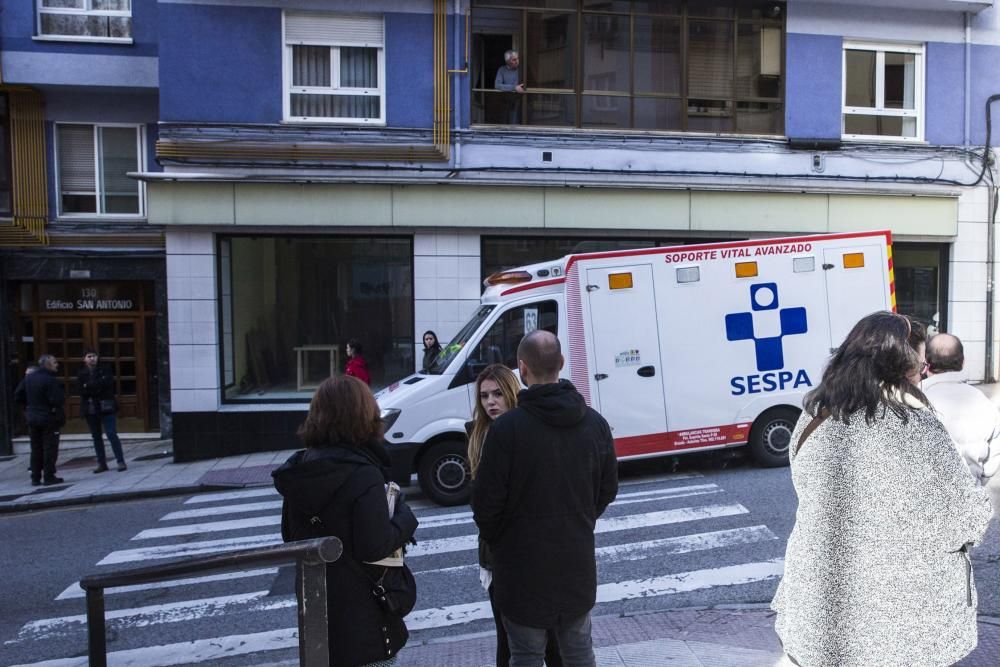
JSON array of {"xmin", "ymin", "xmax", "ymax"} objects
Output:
[
  {"xmin": 297, "ymin": 560, "xmax": 330, "ymax": 667},
  {"xmin": 85, "ymin": 587, "xmax": 107, "ymax": 667}
]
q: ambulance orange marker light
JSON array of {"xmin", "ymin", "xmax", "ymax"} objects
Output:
[
  {"xmin": 608, "ymin": 272, "xmax": 633, "ymax": 289},
  {"xmin": 843, "ymin": 252, "xmax": 865, "ymax": 269},
  {"xmin": 485, "ymin": 270, "xmax": 533, "ymax": 287},
  {"xmin": 735, "ymin": 261, "xmax": 758, "ymax": 278}
]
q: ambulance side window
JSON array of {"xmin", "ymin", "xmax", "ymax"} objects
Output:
[{"xmin": 471, "ymin": 301, "xmax": 558, "ymax": 369}]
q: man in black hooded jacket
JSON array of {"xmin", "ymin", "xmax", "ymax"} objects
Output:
[{"xmin": 473, "ymin": 330, "xmax": 618, "ymax": 666}]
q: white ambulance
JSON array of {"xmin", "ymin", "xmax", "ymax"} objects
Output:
[{"xmin": 377, "ymin": 231, "xmax": 895, "ymax": 505}]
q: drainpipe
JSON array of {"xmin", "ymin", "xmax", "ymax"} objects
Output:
[
  {"xmin": 987, "ymin": 186, "xmax": 997, "ymax": 382},
  {"xmin": 453, "ymin": 0, "xmax": 463, "ymax": 169}
]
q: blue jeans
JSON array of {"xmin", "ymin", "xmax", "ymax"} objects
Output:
[
  {"xmin": 502, "ymin": 612, "xmax": 595, "ymax": 667},
  {"xmin": 86, "ymin": 413, "xmax": 125, "ymax": 466}
]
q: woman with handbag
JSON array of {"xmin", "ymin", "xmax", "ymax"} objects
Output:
[
  {"xmin": 467, "ymin": 364, "xmax": 563, "ymax": 667},
  {"xmin": 273, "ymin": 375, "xmax": 418, "ymax": 666},
  {"xmin": 771, "ymin": 312, "xmax": 993, "ymax": 666},
  {"xmin": 76, "ymin": 349, "xmax": 126, "ymax": 473}
]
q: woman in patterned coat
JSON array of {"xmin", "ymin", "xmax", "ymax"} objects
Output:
[{"xmin": 771, "ymin": 311, "xmax": 993, "ymax": 666}]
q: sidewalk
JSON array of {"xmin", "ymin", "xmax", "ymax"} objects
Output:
[
  {"xmin": 400, "ymin": 606, "xmax": 1000, "ymax": 667},
  {"xmin": 0, "ymin": 438, "xmax": 288, "ymax": 513}
]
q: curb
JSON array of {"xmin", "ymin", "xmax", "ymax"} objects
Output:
[{"xmin": 0, "ymin": 482, "xmax": 267, "ymax": 515}]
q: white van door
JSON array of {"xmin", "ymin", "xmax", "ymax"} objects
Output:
[
  {"xmin": 823, "ymin": 244, "xmax": 889, "ymax": 349},
  {"xmin": 586, "ymin": 264, "xmax": 667, "ymax": 437}
]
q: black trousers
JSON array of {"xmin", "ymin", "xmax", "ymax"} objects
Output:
[
  {"xmin": 488, "ymin": 584, "xmax": 563, "ymax": 666},
  {"xmin": 29, "ymin": 424, "xmax": 60, "ymax": 482}
]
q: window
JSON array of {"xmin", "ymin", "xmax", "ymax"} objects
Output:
[
  {"xmin": 469, "ymin": 301, "xmax": 559, "ymax": 369},
  {"xmin": 219, "ymin": 236, "xmax": 413, "ymax": 401},
  {"xmin": 56, "ymin": 124, "xmax": 144, "ymax": 216},
  {"xmin": 843, "ymin": 42, "xmax": 924, "ymax": 141},
  {"xmin": 37, "ymin": 0, "xmax": 132, "ymax": 42},
  {"xmin": 283, "ymin": 13, "xmax": 386, "ymax": 124},
  {"xmin": 470, "ymin": 1, "xmax": 784, "ymax": 134},
  {"xmin": 0, "ymin": 94, "xmax": 10, "ymax": 215}
]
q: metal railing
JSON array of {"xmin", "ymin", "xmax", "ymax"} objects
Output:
[{"xmin": 79, "ymin": 537, "xmax": 343, "ymax": 667}]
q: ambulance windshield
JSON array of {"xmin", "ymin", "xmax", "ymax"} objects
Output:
[{"xmin": 425, "ymin": 305, "xmax": 496, "ymax": 374}]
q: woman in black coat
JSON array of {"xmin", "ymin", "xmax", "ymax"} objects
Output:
[
  {"xmin": 421, "ymin": 330, "xmax": 442, "ymax": 372},
  {"xmin": 273, "ymin": 375, "xmax": 418, "ymax": 666}
]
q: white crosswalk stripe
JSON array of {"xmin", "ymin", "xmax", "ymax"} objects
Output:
[{"xmin": 9, "ymin": 470, "xmax": 786, "ymax": 667}]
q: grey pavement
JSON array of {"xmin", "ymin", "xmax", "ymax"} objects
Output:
[{"xmin": 4, "ymin": 384, "xmax": 1000, "ymax": 664}]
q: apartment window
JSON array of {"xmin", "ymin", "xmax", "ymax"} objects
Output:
[
  {"xmin": 843, "ymin": 42, "xmax": 924, "ymax": 141},
  {"xmin": 56, "ymin": 124, "xmax": 144, "ymax": 216},
  {"xmin": 283, "ymin": 13, "xmax": 386, "ymax": 124},
  {"xmin": 37, "ymin": 0, "xmax": 132, "ymax": 42},
  {"xmin": 470, "ymin": 1, "xmax": 784, "ymax": 134}
]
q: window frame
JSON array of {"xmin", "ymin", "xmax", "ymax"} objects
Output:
[
  {"xmin": 841, "ymin": 40, "xmax": 925, "ymax": 143},
  {"xmin": 281, "ymin": 13, "xmax": 387, "ymax": 125},
  {"xmin": 35, "ymin": 0, "xmax": 133, "ymax": 44},
  {"xmin": 54, "ymin": 122, "xmax": 146, "ymax": 220}
]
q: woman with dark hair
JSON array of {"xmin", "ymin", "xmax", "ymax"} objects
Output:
[
  {"xmin": 273, "ymin": 375, "xmax": 418, "ymax": 666},
  {"xmin": 421, "ymin": 330, "xmax": 442, "ymax": 372},
  {"xmin": 345, "ymin": 338, "xmax": 371, "ymax": 386},
  {"xmin": 467, "ymin": 364, "xmax": 562, "ymax": 667},
  {"xmin": 771, "ymin": 311, "xmax": 992, "ymax": 666}
]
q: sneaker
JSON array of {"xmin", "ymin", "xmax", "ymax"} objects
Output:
[
  {"xmin": 42, "ymin": 477, "xmax": 65, "ymax": 486},
  {"xmin": 93, "ymin": 464, "xmax": 109, "ymax": 474},
  {"xmin": 116, "ymin": 462, "xmax": 128, "ymax": 472}
]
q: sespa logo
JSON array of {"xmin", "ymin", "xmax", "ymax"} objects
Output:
[{"xmin": 724, "ymin": 282, "xmax": 812, "ymax": 396}]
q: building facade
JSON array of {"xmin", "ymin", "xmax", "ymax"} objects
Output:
[
  {"xmin": 0, "ymin": 0, "xmax": 169, "ymax": 453},
  {"xmin": 5, "ymin": 0, "xmax": 1000, "ymax": 461}
]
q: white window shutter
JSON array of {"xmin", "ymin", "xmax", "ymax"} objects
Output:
[
  {"xmin": 58, "ymin": 125, "xmax": 96, "ymax": 193},
  {"xmin": 285, "ymin": 13, "xmax": 383, "ymax": 47}
]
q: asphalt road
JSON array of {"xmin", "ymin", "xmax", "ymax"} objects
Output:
[{"xmin": 0, "ymin": 453, "xmax": 998, "ymax": 666}]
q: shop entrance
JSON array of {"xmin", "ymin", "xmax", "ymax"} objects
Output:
[{"xmin": 14, "ymin": 282, "xmax": 156, "ymax": 435}]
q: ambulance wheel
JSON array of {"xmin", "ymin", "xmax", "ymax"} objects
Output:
[
  {"xmin": 418, "ymin": 440, "xmax": 472, "ymax": 506},
  {"xmin": 749, "ymin": 407, "xmax": 800, "ymax": 467}
]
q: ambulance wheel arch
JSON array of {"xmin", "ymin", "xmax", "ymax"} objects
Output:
[
  {"xmin": 748, "ymin": 405, "xmax": 801, "ymax": 467},
  {"xmin": 416, "ymin": 435, "xmax": 472, "ymax": 506}
]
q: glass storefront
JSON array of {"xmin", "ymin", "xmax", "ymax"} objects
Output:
[
  {"xmin": 219, "ymin": 235, "xmax": 413, "ymax": 401},
  {"xmin": 894, "ymin": 243, "xmax": 948, "ymax": 334}
]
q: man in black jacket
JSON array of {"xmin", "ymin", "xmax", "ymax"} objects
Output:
[
  {"xmin": 473, "ymin": 330, "xmax": 618, "ymax": 666},
  {"xmin": 14, "ymin": 354, "xmax": 66, "ymax": 486},
  {"xmin": 77, "ymin": 349, "xmax": 127, "ymax": 472}
]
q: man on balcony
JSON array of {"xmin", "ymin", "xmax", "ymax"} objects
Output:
[{"xmin": 495, "ymin": 49, "xmax": 526, "ymax": 124}]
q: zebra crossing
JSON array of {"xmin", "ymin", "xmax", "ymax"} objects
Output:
[{"xmin": 6, "ymin": 470, "xmax": 786, "ymax": 667}]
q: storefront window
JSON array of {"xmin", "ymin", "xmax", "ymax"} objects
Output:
[
  {"xmin": 894, "ymin": 243, "xmax": 948, "ymax": 334},
  {"xmin": 0, "ymin": 93, "xmax": 11, "ymax": 215},
  {"xmin": 220, "ymin": 236, "xmax": 413, "ymax": 400}
]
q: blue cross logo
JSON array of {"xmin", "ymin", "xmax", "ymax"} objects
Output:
[{"xmin": 725, "ymin": 283, "xmax": 807, "ymax": 372}]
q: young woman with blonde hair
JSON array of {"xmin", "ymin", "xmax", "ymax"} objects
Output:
[{"xmin": 467, "ymin": 364, "xmax": 562, "ymax": 666}]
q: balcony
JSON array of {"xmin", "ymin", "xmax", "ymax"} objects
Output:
[{"xmin": 800, "ymin": 0, "xmax": 992, "ymax": 12}]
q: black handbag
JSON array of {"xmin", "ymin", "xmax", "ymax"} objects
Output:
[{"xmin": 369, "ymin": 564, "xmax": 417, "ymax": 617}]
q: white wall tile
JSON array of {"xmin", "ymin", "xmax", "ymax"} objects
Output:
[
  {"xmin": 193, "ymin": 366, "xmax": 220, "ymax": 390},
  {"xmin": 958, "ymin": 201, "xmax": 988, "ymax": 224},
  {"xmin": 169, "ymin": 344, "xmax": 195, "ymax": 369},
  {"xmin": 190, "ymin": 300, "xmax": 218, "ymax": 324},
  {"xmin": 437, "ymin": 299, "xmax": 460, "ymax": 323},
  {"xmin": 192, "ymin": 344, "xmax": 219, "ymax": 368},
  {"xmin": 458, "ymin": 256, "xmax": 480, "ymax": 280},
  {"xmin": 167, "ymin": 276, "xmax": 192, "ymax": 300},
  {"xmin": 414, "ymin": 256, "xmax": 436, "ymax": 279},
  {"xmin": 171, "ymin": 389, "xmax": 197, "ymax": 412},
  {"xmin": 171, "ymin": 367, "xmax": 195, "ymax": 390},
  {"xmin": 435, "ymin": 278, "xmax": 460, "ymax": 300},
  {"xmin": 167, "ymin": 300, "xmax": 193, "ymax": 324},
  {"xmin": 166, "ymin": 254, "xmax": 191, "ymax": 277},
  {"xmin": 189, "ymin": 277, "xmax": 217, "ymax": 300},
  {"xmin": 457, "ymin": 233, "xmax": 480, "ymax": 256},
  {"xmin": 414, "ymin": 299, "xmax": 437, "ymax": 323},
  {"xmin": 193, "ymin": 389, "xmax": 220, "ymax": 411},
  {"xmin": 952, "ymin": 221, "xmax": 988, "ymax": 262},
  {"xmin": 189, "ymin": 255, "xmax": 216, "ymax": 279},
  {"xmin": 435, "ymin": 257, "xmax": 459, "ymax": 278},
  {"xmin": 186, "ymin": 232, "xmax": 215, "ymax": 255},
  {"xmin": 965, "ymin": 343, "xmax": 987, "ymax": 382},
  {"xmin": 168, "ymin": 321, "xmax": 193, "ymax": 345},
  {"xmin": 950, "ymin": 301, "xmax": 987, "ymax": 324},
  {"xmin": 191, "ymin": 321, "xmax": 218, "ymax": 344},
  {"xmin": 413, "ymin": 233, "xmax": 436, "ymax": 255},
  {"xmin": 958, "ymin": 186, "xmax": 990, "ymax": 206},
  {"xmin": 458, "ymin": 280, "xmax": 482, "ymax": 300},
  {"xmin": 414, "ymin": 277, "xmax": 435, "ymax": 300},
  {"xmin": 436, "ymin": 233, "xmax": 459, "ymax": 255},
  {"xmin": 165, "ymin": 231, "xmax": 189, "ymax": 256},
  {"xmin": 946, "ymin": 319, "xmax": 983, "ymax": 343}
]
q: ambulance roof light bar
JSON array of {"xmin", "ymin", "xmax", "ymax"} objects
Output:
[{"xmin": 484, "ymin": 270, "xmax": 533, "ymax": 288}]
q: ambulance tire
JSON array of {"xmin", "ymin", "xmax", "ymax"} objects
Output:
[
  {"xmin": 418, "ymin": 439, "xmax": 472, "ymax": 506},
  {"xmin": 749, "ymin": 406, "xmax": 800, "ymax": 468}
]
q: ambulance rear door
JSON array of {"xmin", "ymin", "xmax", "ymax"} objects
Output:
[
  {"xmin": 585, "ymin": 264, "xmax": 668, "ymax": 437},
  {"xmin": 822, "ymin": 243, "xmax": 891, "ymax": 349}
]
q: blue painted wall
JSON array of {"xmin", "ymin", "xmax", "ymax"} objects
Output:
[
  {"xmin": 158, "ymin": 3, "xmax": 282, "ymax": 123},
  {"xmin": 0, "ymin": 0, "xmax": 157, "ymax": 57},
  {"xmin": 785, "ymin": 33, "xmax": 842, "ymax": 142},
  {"xmin": 385, "ymin": 13, "xmax": 435, "ymax": 129},
  {"xmin": 970, "ymin": 43, "xmax": 1000, "ymax": 147},
  {"xmin": 925, "ymin": 42, "xmax": 966, "ymax": 146}
]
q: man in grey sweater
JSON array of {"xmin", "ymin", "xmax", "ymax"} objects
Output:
[{"xmin": 495, "ymin": 49, "xmax": 525, "ymax": 124}]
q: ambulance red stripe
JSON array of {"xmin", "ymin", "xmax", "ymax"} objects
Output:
[{"xmin": 615, "ymin": 423, "xmax": 751, "ymax": 458}]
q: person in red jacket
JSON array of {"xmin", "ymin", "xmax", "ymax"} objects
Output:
[{"xmin": 345, "ymin": 339, "xmax": 371, "ymax": 386}]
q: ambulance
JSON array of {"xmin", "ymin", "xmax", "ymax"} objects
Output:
[{"xmin": 376, "ymin": 231, "xmax": 895, "ymax": 505}]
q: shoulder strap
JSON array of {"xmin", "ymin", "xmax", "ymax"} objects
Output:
[{"xmin": 794, "ymin": 410, "xmax": 829, "ymax": 456}]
